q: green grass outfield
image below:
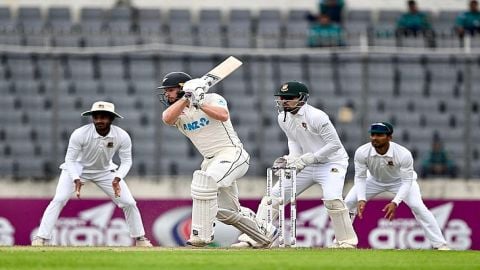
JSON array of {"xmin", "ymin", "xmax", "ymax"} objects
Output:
[{"xmin": 0, "ymin": 247, "xmax": 479, "ymax": 270}]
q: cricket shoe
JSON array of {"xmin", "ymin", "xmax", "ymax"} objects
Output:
[
  {"xmin": 31, "ymin": 237, "xmax": 48, "ymax": 246},
  {"xmin": 435, "ymin": 244, "xmax": 451, "ymax": 251},
  {"xmin": 261, "ymin": 223, "xmax": 279, "ymax": 248},
  {"xmin": 186, "ymin": 235, "xmax": 213, "ymax": 247},
  {"xmin": 230, "ymin": 241, "xmax": 254, "ymax": 248},
  {"xmin": 135, "ymin": 236, "xmax": 153, "ymax": 247},
  {"xmin": 231, "ymin": 224, "xmax": 279, "ymax": 249},
  {"xmin": 329, "ymin": 241, "xmax": 356, "ymax": 249},
  {"xmin": 230, "ymin": 234, "xmax": 257, "ymax": 248}
]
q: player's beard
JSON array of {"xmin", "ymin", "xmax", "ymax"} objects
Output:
[
  {"xmin": 95, "ymin": 123, "xmax": 111, "ymax": 136},
  {"xmin": 371, "ymin": 139, "xmax": 389, "ymax": 150},
  {"xmin": 284, "ymin": 101, "xmax": 304, "ymax": 114},
  {"xmin": 168, "ymin": 90, "xmax": 185, "ymax": 105}
]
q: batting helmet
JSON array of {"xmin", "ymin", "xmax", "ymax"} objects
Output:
[{"xmin": 157, "ymin": 72, "xmax": 192, "ymax": 89}]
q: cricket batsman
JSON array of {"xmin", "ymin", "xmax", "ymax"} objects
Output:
[{"xmin": 157, "ymin": 72, "xmax": 277, "ymax": 247}]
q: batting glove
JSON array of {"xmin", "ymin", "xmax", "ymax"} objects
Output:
[
  {"xmin": 183, "ymin": 78, "xmax": 209, "ymax": 94},
  {"xmin": 192, "ymin": 88, "xmax": 206, "ymax": 108},
  {"xmin": 183, "ymin": 78, "xmax": 209, "ymax": 107},
  {"xmin": 286, "ymin": 153, "xmax": 316, "ymax": 173}
]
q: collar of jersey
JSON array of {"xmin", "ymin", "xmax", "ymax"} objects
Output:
[
  {"xmin": 93, "ymin": 127, "xmax": 114, "ymax": 139},
  {"xmin": 294, "ymin": 104, "xmax": 307, "ymax": 116},
  {"xmin": 370, "ymin": 143, "xmax": 393, "ymax": 158}
]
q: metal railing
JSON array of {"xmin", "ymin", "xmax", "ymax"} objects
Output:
[{"xmin": 0, "ymin": 40, "xmax": 478, "ymax": 179}]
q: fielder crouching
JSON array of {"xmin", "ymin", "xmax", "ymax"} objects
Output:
[
  {"xmin": 232, "ymin": 81, "xmax": 358, "ymax": 248},
  {"xmin": 344, "ymin": 122, "xmax": 450, "ymax": 250},
  {"xmin": 158, "ymin": 72, "xmax": 277, "ymax": 248},
  {"xmin": 32, "ymin": 101, "xmax": 152, "ymax": 247}
]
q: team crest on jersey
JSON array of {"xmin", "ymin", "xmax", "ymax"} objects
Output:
[
  {"xmin": 302, "ymin": 122, "xmax": 307, "ymax": 130},
  {"xmin": 331, "ymin": 168, "xmax": 339, "ymax": 173},
  {"xmin": 107, "ymin": 142, "xmax": 114, "ymax": 148},
  {"xmin": 387, "ymin": 160, "xmax": 394, "ymax": 166},
  {"xmin": 183, "ymin": 117, "xmax": 210, "ymax": 131},
  {"xmin": 281, "ymin": 84, "xmax": 288, "ymax": 92}
]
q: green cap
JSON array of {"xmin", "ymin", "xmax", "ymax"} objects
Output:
[
  {"xmin": 274, "ymin": 81, "xmax": 309, "ymax": 97},
  {"xmin": 369, "ymin": 122, "xmax": 394, "ymax": 135}
]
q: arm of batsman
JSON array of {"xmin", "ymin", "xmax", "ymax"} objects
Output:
[{"xmin": 286, "ymin": 153, "xmax": 316, "ymax": 172}]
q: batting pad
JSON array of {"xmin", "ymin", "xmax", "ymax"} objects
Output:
[
  {"xmin": 190, "ymin": 170, "xmax": 218, "ymax": 242},
  {"xmin": 256, "ymin": 196, "xmax": 280, "ymax": 229},
  {"xmin": 324, "ymin": 199, "xmax": 358, "ymax": 246},
  {"xmin": 217, "ymin": 207, "xmax": 272, "ymax": 246}
]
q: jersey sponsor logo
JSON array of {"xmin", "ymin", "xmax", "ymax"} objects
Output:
[
  {"xmin": 183, "ymin": 117, "xmax": 210, "ymax": 131},
  {"xmin": 219, "ymin": 160, "xmax": 232, "ymax": 164}
]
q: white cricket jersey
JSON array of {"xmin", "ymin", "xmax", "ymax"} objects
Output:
[
  {"xmin": 173, "ymin": 93, "xmax": 243, "ymax": 158},
  {"xmin": 59, "ymin": 123, "xmax": 132, "ymax": 180},
  {"xmin": 278, "ymin": 103, "xmax": 348, "ymax": 163},
  {"xmin": 354, "ymin": 141, "xmax": 415, "ymax": 205}
]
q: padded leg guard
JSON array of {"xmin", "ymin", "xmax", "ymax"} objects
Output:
[
  {"xmin": 232, "ymin": 196, "xmax": 280, "ymax": 248},
  {"xmin": 217, "ymin": 207, "xmax": 276, "ymax": 247},
  {"xmin": 256, "ymin": 196, "xmax": 280, "ymax": 229},
  {"xmin": 324, "ymin": 199, "xmax": 358, "ymax": 247},
  {"xmin": 190, "ymin": 170, "xmax": 218, "ymax": 244}
]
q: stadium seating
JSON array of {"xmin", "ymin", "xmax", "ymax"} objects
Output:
[
  {"xmin": 197, "ymin": 9, "xmax": 224, "ymax": 47},
  {"xmin": 0, "ymin": 6, "xmax": 479, "ymax": 180},
  {"xmin": 0, "ymin": 51, "xmax": 477, "ymax": 179},
  {"xmin": 0, "ymin": 6, "xmax": 477, "ymax": 49}
]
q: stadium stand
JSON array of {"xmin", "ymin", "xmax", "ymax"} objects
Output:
[{"xmin": 0, "ymin": 5, "xmax": 478, "ymax": 180}]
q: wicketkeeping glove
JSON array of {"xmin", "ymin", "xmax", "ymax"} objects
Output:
[
  {"xmin": 272, "ymin": 156, "xmax": 287, "ymax": 176},
  {"xmin": 286, "ymin": 153, "xmax": 316, "ymax": 173}
]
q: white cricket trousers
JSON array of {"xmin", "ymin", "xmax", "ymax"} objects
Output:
[
  {"xmin": 344, "ymin": 177, "xmax": 447, "ymax": 248},
  {"xmin": 272, "ymin": 160, "xmax": 349, "ymax": 201},
  {"xmin": 36, "ymin": 169, "xmax": 146, "ymax": 240},
  {"xmin": 200, "ymin": 147, "xmax": 249, "ymax": 211}
]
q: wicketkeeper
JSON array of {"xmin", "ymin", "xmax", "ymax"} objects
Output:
[{"xmin": 233, "ymin": 81, "xmax": 358, "ymax": 248}]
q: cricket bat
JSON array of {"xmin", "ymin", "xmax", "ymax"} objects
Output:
[{"xmin": 201, "ymin": 56, "xmax": 243, "ymax": 92}]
